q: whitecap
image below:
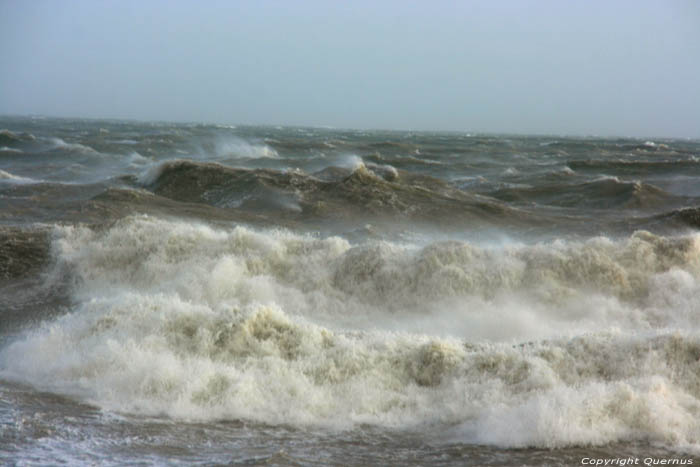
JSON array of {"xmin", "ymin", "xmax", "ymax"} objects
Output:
[
  {"xmin": 0, "ymin": 169, "xmax": 39, "ymax": 184},
  {"xmin": 2, "ymin": 217, "xmax": 700, "ymax": 449},
  {"xmin": 215, "ymin": 137, "xmax": 278, "ymax": 159}
]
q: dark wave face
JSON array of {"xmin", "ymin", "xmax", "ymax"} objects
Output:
[
  {"xmin": 139, "ymin": 159, "xmax": 537, "ymax": 234},
  {"xmin": 1, "ymin": 116, "xmax": 700, "ymax": 465},
  {"xmin": 486, "ymin": 177, "xmax": 687, "ymax": 210}
]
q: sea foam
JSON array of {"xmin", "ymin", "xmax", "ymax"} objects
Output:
[
  {"xmin": 0, "ymin": 169, "xmax": 39, "ymax": 184},
  {"xmin": 1, "ymin": 216, "xmax": 700, "ymax": 448}
]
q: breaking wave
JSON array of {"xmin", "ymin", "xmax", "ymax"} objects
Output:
[
  {"xmin": 0, "ymin": 169, "xmax": 39, "ymax": 184},
  {"xmin": 0, "ymin": 146, "xmax": 24, "ymax": 154},
  {"xmin": 48, "ymin": 138, "xmax": 101, "ymax": 155},
  {"xmin": 2, "ymin": 216, "xmax": 700, "ymax": 449},
  {"xmin": 213, "ymin": 137, "xmax": 279, "ymax": 159}
]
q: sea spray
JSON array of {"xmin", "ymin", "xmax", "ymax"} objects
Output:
[{"xmin": 2, "ymin": 216, "xmax": 700, "ymax": 448}]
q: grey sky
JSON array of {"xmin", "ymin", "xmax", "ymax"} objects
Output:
[{"xmin": 1, "ymin": 0, "xmax": 699, "ymax": 137}]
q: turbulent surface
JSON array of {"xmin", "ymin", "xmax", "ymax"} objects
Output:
[{"xmin": 1, "ymin": 117, "xmax": 699, "ymax": 465}]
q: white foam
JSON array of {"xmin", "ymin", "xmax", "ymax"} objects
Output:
[
  {"xmin": 365, "ymin": 162, "xmax": 399, "ymax": 181},
  {"xmin": 0, "ymin": 146, "xmax": 23, "ymax": 153},
  {"xmin": 49, "ymin": 137, "xmax": 100, "ymax": 155},
  {"xmin": 560, "ymin": 166, "xmax": 576, "ymax": 175},
  {"xmin": 328, "ymin": 155, "xmax": 398, "ymax": 181},
  {"xmin": 337, "ymin": 153, "xmax": 365, "ymax": 170},
  {"xmin": 126, "ymin": 151, "xmax": 150, "ymax": 166},
  {"xmin": 591, "ymin": 175, "xmax": 622, "ymax": 183},
  {"xmin": 0, "ymin": 169, "xmax": 39, "ymax": 184},
  {"xmin": 1, "ymin": 216, "xmax": 699, "ymax": 449},
  {"xmin": 215, "ymin": 137, "xmax": 278, "ymax": 159}
]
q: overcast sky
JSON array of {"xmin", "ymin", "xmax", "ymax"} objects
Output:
[{"xmin": 1, "ymin": 0, "xmax": 698, "ymax": 137}]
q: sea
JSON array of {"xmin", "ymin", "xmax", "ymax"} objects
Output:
[{"xmin": 1, "ymin": 116, "xmax": 699, "ymax": 466}]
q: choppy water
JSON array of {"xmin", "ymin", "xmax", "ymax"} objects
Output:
[{"xmin": 1, "ymin": 116, "xmax": 699, "ymax": 465}]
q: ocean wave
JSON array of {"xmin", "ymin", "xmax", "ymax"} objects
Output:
[
  {"xmin": 399, "ymin": 155, "xmax": 444, "ymax": 166},
  {"xmin": 28, "ymin": 216, "xmax": 700, "ymax": 331},
  {"xmin": 569, "ymin": 159, "xmax": 700, "ymax": 175},
  {"xmin": 0, "ymin": 129, "xmax": 36, "ymax": 146},
  {"xmin": 364, "ymin": 161, "xmax": 399, "ymax": 181},
  {"xmin": 5, "ymin": 300, "xmax": 700, "ymax": 450},
  {"xmin": 656, "ymin": 207, "xmax": 700, "ymax": 230},
  {"xmin": 559, "ymin": 165, "xmax": 576, "ymax": 175},
  {"xmin": 47, "ymin": 137, "xmax": 101, "ymax": 155},
  {"xmin": 0, "ymin": 226, "xmax": 50, "ymax": 280},
  {"xmin": 0, "ymin": 146, "xmax": 24, "ymax": 154},
  {"xmin": 138, "ymin": 160, "xmax": 526, "ymax": 228},
  {"xmin": 359, "ymin": 140, "xmax": 418, "ymax": 153},
  {"xmin": 488, "ymin": 177, "xmax": 676, "ymax": 209},
  {"xmin": 213, "ymin": 137, "xmax": 279, "ymax": 159},
  {"xmin": 264, "ymin": 137, "xmax": 347, "ymax": 153},
  {"xmin": 125, "ymin": 151, "xmax": 150, "ymax": 166},
  {"xmin": 1, "ymin": 216, "xmax": 700, "ymax": 448},
  {"xmin": 0, "ymin": 169, "xmax": 40, "ymax": 184}
]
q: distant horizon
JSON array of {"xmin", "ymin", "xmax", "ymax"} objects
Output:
[{"xmin": 2, "ymin": 112, "xmax": 698, "ymax": 142}]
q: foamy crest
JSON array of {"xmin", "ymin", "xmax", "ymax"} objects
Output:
[
  {"xmin": 0, "ymin": 146, "xmax": 24, "ymax": 153},
  {"xmin": 2, "ymin": 216, "xmax": 700, "ymax": 448},
  {"xmin": 0, "ymin": 169, "xmax": 39, "ymax": 184},
  {"xmin": 560, "ymin": 166, "xmax": 576, "ymax": 175},
  {"xmin": 337, "ymin": 153, "xmax": 365, "ymax": 170},
  {"xmin": 49, "ymin": 137, "xmax": 100, "ymax": 155},
  {"xmin": 126, "ymin": 151, "xmax": 150, "ymax": 166},
  {"xmin": 215, "ymin": 137, "xmax": 278, "ymax": 159},
  {"xmin": 366, "ymin": 162, "xmax": 399, "ymax": 181}
]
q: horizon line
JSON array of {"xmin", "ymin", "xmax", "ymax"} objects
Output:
[{"xmin": 1, "ymin": 112, "xmax": 697, "ymax": 142}]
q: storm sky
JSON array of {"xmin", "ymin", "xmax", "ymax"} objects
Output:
[{"xmin": 1, "ymin": 0, "xmax": 699, "ymax": 137}]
